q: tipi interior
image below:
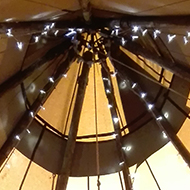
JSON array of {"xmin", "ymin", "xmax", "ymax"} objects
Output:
[{"xmin": 0, "ymin": 0, "xmax": 190, "ymax": 190}]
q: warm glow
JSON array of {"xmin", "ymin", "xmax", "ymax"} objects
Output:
[{"xmin": 132, "ymin": 142, "xmax": 190, "ymax": 190}]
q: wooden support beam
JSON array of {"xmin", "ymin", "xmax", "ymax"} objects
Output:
[
  {"xmin": 0, "ymin": 48, "xmax": 76, "ymax": 167},
  {"xmin": 0, "ymin": 39, "xmax": 72, "ymax": 98},
  {"xmin": 101, "ymin": 63, "xmax": 132, "ymax": 190},
  {"xmin": 55, "ymin": 61, "xmax": 90, "ymax": 190}
]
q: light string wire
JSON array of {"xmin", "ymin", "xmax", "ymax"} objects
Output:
[
  {"xmin": 13, "ymin": 46, "xmax": 76, "ymax": 148},
  {"xmin": 109, "ymin": 55, "xmax": 190, "ymax": 102},
  {"xmin": 107, "ymin": 27, "xmax": 190, "ymax": 100}
]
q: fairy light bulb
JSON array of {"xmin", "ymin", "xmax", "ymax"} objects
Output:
[
  {"xmin": 6, "ymin": 29, "xmax": 13, "ymax": 37},
  {"xmin": 65, "ymin": 28, "xmax": 76, "ymax": 37},
  {"xmin": 132, "ymin": 26, "xmax": 139, "ymax": 33},
  {"xmin": 112, "ymin": 133, "xmax": 118, "ymax": 138},
  {"xmin": 184, "ymin": 36, "xmax": 188, "ymax": 45},
  {"xmin": 162, "ymin": 131, "xmax": 167, "ymax": 139},
  {"xmin": 40, "ymin": 105, "xmax": 45, "ymax": 110},
  {"xmin": 142, "ymin": 29, "xmax": 148, "ymax": 36},
  {"xmin": 44, "ymin": 24, "xmax": 51, "ymax": 30},
  {"xmin": 132, "ymin": 83, "xmax": 137, "ymax": 89},
  {"xmin": 111, "ymin": 71, "xmax": 117, "ymax": 77},
  {"xmin": 113, "ymin": 117, "xmax": 119, "ymax": 123},
  {"xmin": 119, "ymin": 161, "xmax": 124, "ymax": 166},
  {"xmin": 62, "ymin": 74, "xmax": 67, "ymax": 78},
  {"xmin": 114, "ymin": 24, "xmax": 120, "ymax": 29},
  {"xmin": 41, "ymin": 31, "xmax": 47, "ymax": 36},
  {"xmin": 26, "ymin": 129, "xmax": 31, "ymax": 134},
  {"xmin": 106, "ymin": 89, "xmax": 111, "ymax": 94},
  {"xmin": 108, "ymin": 104, "xmax": 112, "ymax": 108},
  {"xmin": 103, "ymin": 78, "xmax": 109, "ymax": 81},
  {"xmin": 54, "ymin": 30, "xmax": 59, "ymax": 36},
  {"xmin": 153, "ymin": 30, "xmax": 161, "ymax": 39},
  {"xmin": 126, "ymin": 146, "xmax": 132, "ymax": 151},
  {"xmin": 156, "ymin": 116, "xmax": 163, "ymax": 121},
  {"xmin": 132, "ymin": 36, "xmax": 138, "ymax": 40},
  {"xmin": 147, "ymin": 104, "xmax": 154, "ymax": 110},
  {"xmin": 76, "ymin": 28, "xmax": 83, "ymax": 33},
  {"xmin": 141, "ymin": 92, "xmax": 147, "ymax": 99},
  {"xmin": 50, "ymin": 23, "xmax": 55, "ymax": 28},
  {"xmin": 87, "ymin": 43, "xmax": 91, "ymax": 49},
  {"xmin": 120, "ymin": 81, "xmax": 127, "ymax": 89},
  {"xmin": 49, "ymin": 77, "xmax": 54, "ymax": 83},
  {"xmin": 164, "ymin": 112, "xmax": 169, "ymax": 118},
  {"xmin": 114, "ymin": 28, "xmax": 119, "ymax": 36},
  {"xmin": 15, "ymin": 135, "xmax": 20, "ymax": 140},
  {"xmin": 17, "ymin": 42, "xmax": 23, "ymax": 50},
  {"xmin": 30, "ymin": 111, "xmax": 34, "ymax": 117},
  {"xmin": 121, "ymin": 37, "xmax": 126, "ymax": 46},
  {"xmin": 111, "ymin": 30, "xmax": 115, "ymax": 35},
  {"xmin": 168, "ymin": 34, "xmax": 176, "ymax": 43},
  {"xmin": 40, "ymin": 90, "xmax": 46, "ymax": 94},
  {"xmin": 34, "ymin": 36, "xmax": 40, "ymax": 43}
]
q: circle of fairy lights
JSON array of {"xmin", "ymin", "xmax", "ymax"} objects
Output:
[{"xmin": 8, "ymin": 22, "xmax": 188, "ymax": 173}]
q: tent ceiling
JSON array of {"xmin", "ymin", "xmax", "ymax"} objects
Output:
[
  {"xmin": 1, "ymin": 0, "xmax": 190, "ymax": 22},
  {"xmin": 0, "ymin": 1, "xmax": 190, "ymax": 188}
]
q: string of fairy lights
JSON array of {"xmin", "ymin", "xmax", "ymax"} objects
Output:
[
  {"xmin": 7, "ymin": 24, "xmax": 185, "ymax": 149},
  {"xmin": 2, "ymin": 22, "xmax": 190, "ymax": 58},
  {"xmin": 3, "ymin": 22, "xmax": 84, "ymax": 51},
  {"xmin": 102, "ymin": 63, "xmax": 169, "ymax": 167},
  {"xmin": 111, "ymin": 24, "xmax": 190, "ymax": 45},
  {"xmin": 1, "ymin": 24, "xmax": 83, "ymax": 140},
  {"xmin": 1, "ymin": 22, "xmax": 189, "ymax": 187}
]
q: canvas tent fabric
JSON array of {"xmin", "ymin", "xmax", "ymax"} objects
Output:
[{"xmin": 1, "ymin": 1, "xmax": 190, "ymax": 190}]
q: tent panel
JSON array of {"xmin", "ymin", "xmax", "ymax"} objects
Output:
[
  {"xmin": 147, "ymin": 142, "xmax": 190, "ymax": 190},
  {"xmin": 0, "ymin": 149, "xmax": 29, "ymax": 190},
  {"xmin": 0, "ymin": 86, "xmax": 26, "ymax": 148}
]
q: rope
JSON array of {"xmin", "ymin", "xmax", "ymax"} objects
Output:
[
  {"xmin": 93, "ymin": 63, "xmax": 101, "ymax": 190},
  {"xmin": 109, "ymin": 56, "xmax": 190, "ymax": 102}
]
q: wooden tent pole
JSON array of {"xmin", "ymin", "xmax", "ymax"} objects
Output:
[
  {"xmin": 1, "ymin": 15, "xmax": 190, "ymax": 32},
  {"xmin": 153, "ymin": 110, "xmax": 190, "ymax": 167},
  {"xmin": 55, "ymin": 61, "xmax": 90, "ymax": 190},
  {"xmin": 110, "ymin": 45, "xmax": 190, "ymax": 167},
  {"xmin": 0, "ymin": 40, "xmax": 72, "ymax": 98},
  {"xmin": 0, "ymin": 48, "xmax": 76, "ymax": 167},
  {"xmin": 101, "ymin": 63, "xmax": 133, "ymax": 190}
]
